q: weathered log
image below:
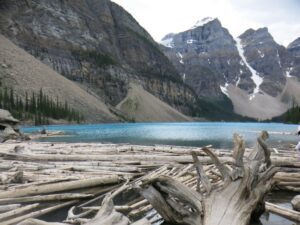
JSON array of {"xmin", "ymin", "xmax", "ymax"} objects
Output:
[
  {"xmin": 0, "ymin": 193, "xmax": 93, "ymax": 205},
  {"xmin": 0, "ymin": 152, "xmax": 232, "ymax": 164},
  {"xmin": 0, "ymin": 203, "xmax": 39, "ymax": 222},
  {"xmin": 138, "ymin": 132, "xmax": 278, "ymax": 225},
  {"xmin": 18, "ymin": 218, "xmax": 67, "ymax": 225},
  {"xmin": 84, "ymin": 182, "xmax": 150, "ymax": 225},
  {"xmin": 0, "ymin": 176, "xmax": 122, "ymax": 199},
  {"xmin": 265, "ymin": 201, "xmax": 300, "ymax": 222},
  {"xmin": 2, "ymin": 201, "xmax": 77, "ymax": 225},
  {"xmin": 291, "ymin": 195, "xmax": 300, "ymax": 211},
  {"xmin": 0, "ymin": 204, "xmax": 21, "ymax": 213}
]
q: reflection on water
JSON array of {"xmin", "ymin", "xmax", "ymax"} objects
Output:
[{"xmin": 22, "ymin": 122, "xmax": 299, "ymax": 149}]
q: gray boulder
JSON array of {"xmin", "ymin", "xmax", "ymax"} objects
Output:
[
  {"xmin": 0, "ymin": 109, "xmax": 24, "ymax": 142},
  {"xmin": 0, "ymin": 109, "xmax": 19, "ymax": 124},
  {"xmin": 292, "ymin": 195, "xmax": 300, "ymax": 211}
]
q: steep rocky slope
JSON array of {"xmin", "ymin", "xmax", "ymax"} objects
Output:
[
  {"xmin": 287, "ymin": 38, "xmax": 300, "ymax": 80},
  {"xmin": 0, "ymin": 0, "xmax": 197, "ymax": 116},
  {"xmin": 161, "ymin": 18, "xmax": 254, "ymax": 99},
  {"xmin": 0, "ymin": 35, "xmax": 118, "ymax": 123},
  {"xmin": 161, "ymin": 18, "xmax": 300, "ymax": 120}
]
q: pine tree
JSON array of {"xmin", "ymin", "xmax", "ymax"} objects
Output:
[
  {"xmin": 10, "ymin": 88, "xmax": 14, "ymax": 109},
  {"xmin": 3, "ymin": 87, "xmax": 8, "ymax": 109},
  {"xmin": 25, "ymin": 91, "xmax": 29, "ymax": 112}
]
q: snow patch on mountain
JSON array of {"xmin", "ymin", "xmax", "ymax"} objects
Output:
[
  {"xmin": 191, "ymin": 17, "xmax": 216, "ymax": 29},
  {"xmin": 276, "ymin": 50, "xmax": 282, "ymax": 68},
  {"xmin": 187, "ymin": 39, "xmax": 197, "ymax": 44},
  {"xmin": 176, "ymin": 52, "xmax": 184, "ymax": 64},
  {"xmin": 160, "ymin": 37, "xmax": 174, "ymax": 48},
  {"xmin": 236, "ymin": 77, "xmax": 241, "ymax": 86},
  {"xmin": 257, "ymin": 49, "xmax": 264, "ymax": 58},
  {"xmin": 286, "ymin": 67, "xmax": 293, "ymax": 78},
  {"xmin": 220, "ymin": 83, "xmax": 229, "ymax": 97},
  {"xmin": 235, "ymin": 37, "xmax": 263, "ymax": 100}
]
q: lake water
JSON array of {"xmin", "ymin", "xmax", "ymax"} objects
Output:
[{"xmin": 22, "ymin": 122, "xmax": 299, "ymax": 149}]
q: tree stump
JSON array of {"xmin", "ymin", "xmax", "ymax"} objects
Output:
[{"xmin": 138, "ymin": 131, "xmax": 278, "ymax": 225}]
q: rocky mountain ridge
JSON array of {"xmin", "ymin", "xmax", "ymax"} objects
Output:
[
  {"xmin": 160, "ymin": 17, "xmax": 300, "ymax": 119},
  {"xmin": 1, "ymin": 0, "xmax": 298, "ymax": 121},
  {"xmin": 0, "ymin": 0, "xmax": 203, "ymax": 120}
]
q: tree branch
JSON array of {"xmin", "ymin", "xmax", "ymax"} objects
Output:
[
  {"xmin": 191, "ymin": 151, "xmax": 212, "ymax": 194},
  {"xmin": 201, "ymin": 147, "xmax": 231, "ymax": 183}
]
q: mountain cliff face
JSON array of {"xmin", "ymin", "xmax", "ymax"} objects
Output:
[
  {"xmin": 161, "ymin": 18, "xmax": 254, "ymax": 99},
  {"xmin": 238, "ymin": 28, "xmax": 291, "ymax": 97},
  {"xmin": 160, "ymin": 18, "xmax": 300, "ymax": 120},
  {"xmin": 0, "ymin": 0, "xmax": 197, "ymax": 116},
  {"xmin": 287, "ymin": 38, "xmax": 300, "ymax": 80},
  {"xmin": 0, "ymin": 34, "xmax": 118, "ymax": 123}
]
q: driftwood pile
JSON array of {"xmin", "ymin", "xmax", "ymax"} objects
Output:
[{"xmin": 0, "ymin": 131, "xmax": 299, "ymax": 224}]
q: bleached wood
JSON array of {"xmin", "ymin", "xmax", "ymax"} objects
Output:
[{"xmin": 0, "ymin": 176, "xmax": 121, "ymax": 199}]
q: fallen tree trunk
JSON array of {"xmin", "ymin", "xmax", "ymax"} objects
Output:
[
  {"xmin": 0, "ymin": 193, "xmax": 93, "ymax": 205},
  {"xmin": 265, "ymin": 201, "xmax": 300, "ymax": 222},
  {"xmin": 138, "ymin": 131, "xmax": 278, "ymax": 225},
  {"xmin": 0, "ymin": 203, "xmax": 39, "ymax": 222},
  {"xmin": 0, "ymin": 204, "xmax": 21, "ymax": 213},
  {"xmin": 2, "ymin": 201, "xmax": 77, "ymax": 225},
  {"xmin": 0, "ymin": 176, "xmax": 122, "ymax": 199}
]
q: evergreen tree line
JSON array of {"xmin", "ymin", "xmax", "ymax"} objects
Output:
[
  {"xmin": 0, "ymin": 87, "xmax": 84, "ymax": 125},
  {"xmin": 283, "ymin": 105, "xmax": 300, "ymax": 124}
]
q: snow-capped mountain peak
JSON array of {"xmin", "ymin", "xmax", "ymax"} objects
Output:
[{"xmin": 191, "ymin": 17, "xmax": 216, "ymax": 29}]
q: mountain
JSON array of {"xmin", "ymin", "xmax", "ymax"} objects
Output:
[
  {"xmin": 0, "ymin": 34, "xmax": 118, "ymax": 123},
  {"xmin": 0, "ymin": 0, "xmax": 201, "ymax": 121},
  {"xmin": 160, "ymin": 18, "xmax": 300, "ymax": 120},
  {"xmin": 287, "ymin": 38, "xmax": 300, "ymax": 80}
]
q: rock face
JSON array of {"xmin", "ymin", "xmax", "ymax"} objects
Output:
[
  {"xmin": 0, "ymin": 0, "xmax": 197, "ymax": 116},
  {"xmin": 291, "ymin": 195, "xmax": 300, "ymax": 211},
  {"xmin": 160, "ymin": 18, "xmax": 300, "ymax": 119},
  {"xmin": 238, "ymin": 28, "xmax": 291, "ymax": 97},
  {"xmin": 0, "ymin": 34, "xmax": 119, "ymax": 123},
  {"xmin": 0, "ymin": 109, "xmax": 23, "ymax": 142},
  {"xmin": 287, "ymin": 38, "xmax": 300, "ymax": 80},
  {"xmin": 161, "ymin": 18, "xmax": 254, "ymax": 99}
]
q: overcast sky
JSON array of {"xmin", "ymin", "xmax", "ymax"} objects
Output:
[{"xmin": 112, "ymin": 0, "xmax": 300, "ymax": 46}]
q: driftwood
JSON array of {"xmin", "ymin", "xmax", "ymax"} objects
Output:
[
  {"xmin": 0, "ymin": 134, "xmax": 298, "ymax": 224},
  {"xmin": 138, "ymin": 131, "xmax": 278, "ymax": 225},
  {"xmin": 0, "ymin": 193, "xmax": 93, "ymax": 205},
  {"xmin": 2, "ymin": 201, "xmax": 77, "ymax": 225},
  {"xmin": 0, "ymin": 176, "xmax": 122, "ymax": 199},
  {"xmin": 265, "ymin": 201, "xmax": 300, "ymax": 222},
  {"xmin": 292, "ymin": 195, "xmax": 300, "ymax": 211},
  {"xmin": 18, "ymin": 219, "xmax": 67, "ymax": 225},
  {"xmin": 0, "ymin": 203, "xmax": 39, "ymax": 222},
  {"xmin": 0, "ymin": 204, "xmax": 21, "ymax": 213},
  {"xmin": 81, "ymin": 182, "xmax": 150, "ymax": 225}
]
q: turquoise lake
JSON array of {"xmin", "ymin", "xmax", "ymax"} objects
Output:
[{"xmin": 22, "ymin": 122, "xmax": 299, "ymax": 149}]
